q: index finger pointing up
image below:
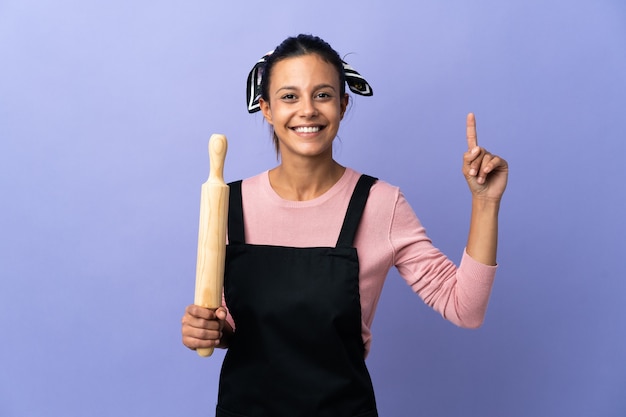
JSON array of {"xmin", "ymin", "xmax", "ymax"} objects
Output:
[{"xmin": 466, "ymin": 112, "xmax": 478, "ymax": 150}]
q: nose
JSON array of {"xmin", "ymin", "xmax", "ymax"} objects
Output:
[{"xmin": 300, "ymin": 97, "xmax": 318, "ymax": 118}]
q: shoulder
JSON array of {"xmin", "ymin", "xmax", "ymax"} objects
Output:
[
  {"xmin": 238, "ymin": 171, "xmax": 270, "ymax": 198},
  {"xmin": 346, "ymin": 168, "xmax": 400, "ymax": 196},
  {"xmin": 239, "ymin": 171, "xmax": 267, "ymax": 187},
  {"xmin": 360, "ymin": 171, "xmax": 403, "ymax": 210},
  {"xmin": 346, "ymin": 168, "xmax": 410, "ymax": 219},
  {"xmin": 371, "ymin": 178, "xmax": 400, "ymax": 200}
]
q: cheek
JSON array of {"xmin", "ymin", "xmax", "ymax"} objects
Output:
[{"xmin": 269, "ymin": 106, "xmax": 293, "ymax": 127}]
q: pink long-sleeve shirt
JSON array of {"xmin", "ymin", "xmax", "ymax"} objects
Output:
[{"xmin": 226, "ymin": 167, "xmax": 496, "ymax": 356}]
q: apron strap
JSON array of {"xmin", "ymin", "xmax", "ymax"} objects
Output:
[
  {"xmin": 227, "ymin": 180, "xmax": 245, "ymax": 244},
  {"xmin": 336, "ymin": 174, "xmax": 377, "ymax": 248}
]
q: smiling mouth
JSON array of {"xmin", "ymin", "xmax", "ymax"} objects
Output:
[{"xmin": 292, "ymin": 126, "xmax": 324, "ymax": 133}]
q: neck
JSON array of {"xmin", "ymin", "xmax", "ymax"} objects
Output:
[{"xmin": 269, "ymin": 158, "xmax": 345, "ymax": 201}]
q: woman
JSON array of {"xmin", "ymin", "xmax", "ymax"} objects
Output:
[{"xmin": 182, "ymin": 34, "xmax": 508, "ymax": 417}]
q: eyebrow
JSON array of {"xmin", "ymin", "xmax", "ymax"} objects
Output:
[{"xmin": 276, "ymin": 84, "xmax": 337, "ymax": 94}]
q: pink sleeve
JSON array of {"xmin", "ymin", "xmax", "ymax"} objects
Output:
[{"xmin": 391, "ymin": 192, "xmax": 496, "ymax": 328}]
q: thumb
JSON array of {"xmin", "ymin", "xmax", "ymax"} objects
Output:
[{"xmin": 215, "ymin": 306, "xmax": 228, "ymax": 321}]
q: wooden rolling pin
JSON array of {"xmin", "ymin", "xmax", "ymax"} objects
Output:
[{"xmin": 194, "ymin": 134, "xmax": 229, "ymax": 357}]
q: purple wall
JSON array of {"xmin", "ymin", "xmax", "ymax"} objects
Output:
[{"xmin": 1, "ymin": 1, "xmax": 625, "ymax": 416}]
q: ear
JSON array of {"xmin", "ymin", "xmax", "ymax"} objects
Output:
[
  {"xmin": 340, "ymin": 93, "xmax": 349, "ymax": 120},
  {"xmin": 259, "ymin": 98, "xmax": 273, "ymax": 125}
]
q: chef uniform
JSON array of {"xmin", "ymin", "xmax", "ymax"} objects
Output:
[{"xmin": 216, "ymin": 175, "xmax": 379, "ymax": 417}]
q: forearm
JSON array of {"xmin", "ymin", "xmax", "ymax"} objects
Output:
[{"xmin": 466, "ymin": 198, "xmax": 500, "ymax": 266}]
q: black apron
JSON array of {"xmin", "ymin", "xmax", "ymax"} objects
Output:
[{"xmin": 217, "ymin": 175, "xmax": 378, "ymax": 417}]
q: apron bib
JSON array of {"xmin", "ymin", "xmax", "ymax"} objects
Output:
[{"xmin": 217, "ymin": 175, "xmax": 378, "ymax": 417}]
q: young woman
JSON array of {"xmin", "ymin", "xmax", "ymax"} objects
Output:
[{"xmin": 181, "ymin": 34, "xmax": 508, "ymax": 417}]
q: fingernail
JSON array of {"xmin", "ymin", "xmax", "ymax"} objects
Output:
[
  {"xmin": 471, "ymin": 147, "xmax": 479, "ymax": 154},
  {"xmin": 469, "ymin": 168, "xmax": 477, "ymax": 176}
]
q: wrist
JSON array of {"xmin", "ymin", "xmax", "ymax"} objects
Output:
[{"xmin": 472, "ymin": 196, "xmax": 501, "ymax": 213}]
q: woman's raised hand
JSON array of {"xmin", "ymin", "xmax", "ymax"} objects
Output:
[{"xmin": 462, "ymin": 113, "xmax": 508, "ymax": 202}]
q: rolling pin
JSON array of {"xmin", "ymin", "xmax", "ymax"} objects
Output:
[{"xmin": 194, "ymin": 134, "xmax": 229, "ymax": 357}]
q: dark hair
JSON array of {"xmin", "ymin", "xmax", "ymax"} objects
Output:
[
  {"xmin": 260, "ymin": 34, "xmax": 346, "ymax": 102},
  {"xmin": 261, "ymin": 34, "xmax": 346, "ymax": 155}
]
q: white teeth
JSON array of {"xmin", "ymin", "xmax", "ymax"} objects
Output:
[{"xmin": 294, "ymin": 126, "xmax": 321, "ymax": 133}]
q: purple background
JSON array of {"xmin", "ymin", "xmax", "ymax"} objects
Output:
[{"xmin": 1, "ymin": 1, "xmax": 625, "ymax": 416}]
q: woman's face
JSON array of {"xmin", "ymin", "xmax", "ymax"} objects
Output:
[{"xmin": 260, "ymin": 54, "xmax": 349, "ymax": 162}]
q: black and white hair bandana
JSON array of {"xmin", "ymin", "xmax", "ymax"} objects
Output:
[
  {"xmin": 246, "ymin": 51, "xmax": 273, "ymax": 114},
  {"xmin": 246, "ymin": 51, "xmax": 374, "ymax": 113}
]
